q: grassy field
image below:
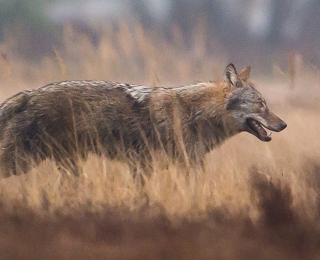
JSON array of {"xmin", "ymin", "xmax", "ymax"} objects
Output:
[{"xmin": 0, "ymin": 24, "xmax": 320, "ymax": 259}]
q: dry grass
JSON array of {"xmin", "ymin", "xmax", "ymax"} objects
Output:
[{"xmin": 0, "ymin": 22, "xmax": 320, "ymax": 259}]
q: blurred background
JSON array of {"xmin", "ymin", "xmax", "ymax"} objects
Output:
[
  {"xmin": 1, "ymin": 2, "xmax": 320, "ymax": 259},
  {"xmin": 0, "ymin": 0, "xmax": 319, "ymax": 76}
]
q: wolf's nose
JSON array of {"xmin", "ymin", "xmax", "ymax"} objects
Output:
[{"xmin": 279, "ymin": 121, "xmax": 287, "ymax": 131}]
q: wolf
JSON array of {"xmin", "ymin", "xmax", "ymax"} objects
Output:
[{"xmin": 0, "ymin": 64, "xmax": 286, "ymax": 177}]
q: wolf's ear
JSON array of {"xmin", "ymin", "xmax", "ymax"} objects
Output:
[
  {"xmin": 224, "ymin": 63, "xmax": 242, "ymax": 88},
  {"xmin": 238, "ymin": 66, "xmax": 251, "ymax": 81}
]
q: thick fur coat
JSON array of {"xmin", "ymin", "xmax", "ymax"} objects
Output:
[{"xmin": 0, "ymin": 64, "xmax": 286, "ymax": 177}]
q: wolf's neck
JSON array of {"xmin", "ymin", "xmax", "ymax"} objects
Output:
[
  {"xmin": 174, "ymin": 82, "xmax": 238, "ymax": 140},
  {"xmin": 174, "ymin": 82, "xmax": 227, "ymax": 120}
]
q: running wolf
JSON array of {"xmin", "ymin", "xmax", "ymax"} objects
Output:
[{"xmin": 0, "ymin": 64, "xmax": 287, "ymax": 177}]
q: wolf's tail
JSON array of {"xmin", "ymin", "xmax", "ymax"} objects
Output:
[{"xmin": 0, "ymin": 90, "xmax": 31, "ymax": 138}]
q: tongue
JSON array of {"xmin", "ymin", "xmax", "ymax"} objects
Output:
[
  {"xmin": 260, "ymin": 132, "xmax": 271, "ymax": 142},
  {"xmin": 249, "ymin": 119, "xmax": 271, "ymax": 142}
]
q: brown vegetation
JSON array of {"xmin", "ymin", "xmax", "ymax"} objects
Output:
[{"xmin": 0, "ymin": 23, "xmax": 319, "ymax": 259}]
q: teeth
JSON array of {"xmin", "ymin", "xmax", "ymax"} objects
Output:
[
  {"xmin": 268, "ymin": 132, "xmax": 272, "ymax": 137},
  {"xmin": 253, "ymin": 121, "xmax": 262, "ymax": 129}
]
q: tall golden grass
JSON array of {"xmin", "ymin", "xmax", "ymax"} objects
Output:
[{"xmin": 0, "ymin": 22, "xmax": 320, "ymax": 259}]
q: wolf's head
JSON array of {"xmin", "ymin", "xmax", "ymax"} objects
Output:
[{"xmin": 223, "ymin": 64, "xmax": 287, "ymax": 142}]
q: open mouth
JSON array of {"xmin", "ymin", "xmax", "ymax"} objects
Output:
[{"xmin": 246, "ymin": 119, "xmax": 272, "ymax": 142}]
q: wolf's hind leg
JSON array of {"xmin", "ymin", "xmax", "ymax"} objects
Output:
[{"xmin": 0, "ymin": 144, "xmax": 32, "ymax": 177}]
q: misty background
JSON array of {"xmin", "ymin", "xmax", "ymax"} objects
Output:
[{"xmin": 0, "ymin": 0, "xmax": 319, "ymax": 74}]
